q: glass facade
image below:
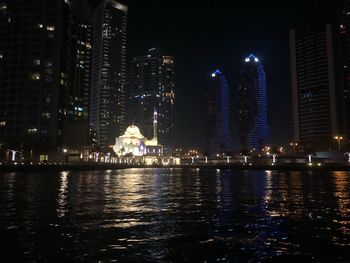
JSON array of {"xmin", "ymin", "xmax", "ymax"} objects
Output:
[
  {"xmin": 90, "ymin": 0, "xmax": 127, "ymax": 149},
  {"xmin": 127, "ymin": 48, "xmax": 175, "ymax": 154},
  {"xmin": 0, "ymin": 0, "xmax": 64, "ymax": 151},
  {"xmin": 206, "ymin": 70, "xmax": 232, "ymax": 155},
  {"xmin": 291, "ymin": 25, "xmax": 346, "ymax": 151},
  {"xmin": 238, "ymin": 54, "xmax": 269, "ymax": 152}
]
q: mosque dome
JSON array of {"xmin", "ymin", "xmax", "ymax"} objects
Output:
[{"xmin": 122, "ymin": 125, "xmax": 145, "ymax": 139}]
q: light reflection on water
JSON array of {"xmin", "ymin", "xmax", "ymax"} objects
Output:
[{"xmin": 0, "ymin": 168, "xmax": 350, "ymax": 262}]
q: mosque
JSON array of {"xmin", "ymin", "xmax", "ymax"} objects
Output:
[{"xmin": 112, "ymin": 109, "xmax": 164, "ymax": 164}]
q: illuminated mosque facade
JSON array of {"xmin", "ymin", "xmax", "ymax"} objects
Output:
[{"xmin": 113, "ymin": 109, "xmax": 163, "ymax": 158}]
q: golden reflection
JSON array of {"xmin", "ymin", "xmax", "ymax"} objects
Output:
[
  {"xmin": 109, "ymin": 170, "xmax": 157, "ymax": 213},
  {"xmin": 332, "ymin": 171, "xmax": 350, "ymax": 235},
  {"xmin": 264, "ymin": 171, "xmax": 304, "ymax": 218},
  {"xmin": 264, "ymin": 170, "xmax": 273, "ymax": 204},
  {"xmin": 288, "ymin": 171, "xmax": 304, "ymax": 218},
  {"xmin": 57, "ymin": 171, "xmax": 69, "ymax": 218}
]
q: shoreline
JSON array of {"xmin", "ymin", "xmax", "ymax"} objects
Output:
[{"xmin": 0, "ymin": 163, "xmax": 350, "ymax": 172}]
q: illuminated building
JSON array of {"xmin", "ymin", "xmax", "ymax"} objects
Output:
[
  {"xmin": 0, "ymin": 0, "xmax": 91, "ymax": 157},
  {"xmin": 290, "ymin": 25, "xmax": 347, "ymax": 151},
  {"xmin": 113, "ymin": 109, "xmax": 163, "ymax": 160},
  {"xmin": 127, "ymin": 48, "xmax": 175, "ymax": 155},
  {"xmin": 206, "ymin": 69, "xmax": 233, "ymax": 155},
  {"xmin": 61, "ymin": 0, "xmax": 92, "ymax": 152},
  {"xmin": 340, "ymin": 0, "xmax": 350, "ymax": 144},
  {"xmin": 90, "ymin": 0, "xmax": 127, "ymax": 149},
  {"xmin": 238, "ymin": 54, "xmax": 269, "ymax": 152}
]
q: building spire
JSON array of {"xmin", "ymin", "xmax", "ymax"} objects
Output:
[{"xmin": 153, "ymin": 107, "xmax": 158, "ymax": 143}]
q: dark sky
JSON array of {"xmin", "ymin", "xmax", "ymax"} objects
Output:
[{"xmin": 93, "ymin": 0, "xmax": 318, "ymax": 151}]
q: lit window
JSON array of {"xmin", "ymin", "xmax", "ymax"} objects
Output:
[
  {"xmin": 46, "ymin": 25, "xmax": 55, "ymax": 31},
  {"xmin": 33, "ymin": 59, "xmax": 40, "ymax": 65},
  {"xmin": 0, "ymin": 121, "xmax": 6, "ymax": 127},
  {"xmin": 27, "ymin": 128, "xmax": 37, "ymax": 134},
  {"xmin": 31, "ymin": 73, "xmax": 40, "ymax": 80},
  {"xmin": 42, "ymin": 113, "xmax": 51, "ymax": 118}
]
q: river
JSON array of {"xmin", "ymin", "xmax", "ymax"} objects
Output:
[{"xmin": 0, "ymin": 168, "xmax": 349, "ymax": 262}]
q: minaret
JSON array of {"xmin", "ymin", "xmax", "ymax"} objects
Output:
[{"xmin": 153, "ymin": 108, "xmax": 158, "ymax": 144}]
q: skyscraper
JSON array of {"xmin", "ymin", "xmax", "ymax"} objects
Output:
[
  {"xmin": 0, "ymin": 0, "xmax": 93, "ymax": 161},
  {"xmin": 90, "ymin": 0, "xmax": 127, "ymax": 149},
  {"xmin": 206, "ymin": 69, "xmax": 232, "ymax": 155},
  {"xmin": 340, "ymin": 0, "xmax": 350, "ymax": 144},
  {"xmin": 290, "ymin": 25, "xmax": 347, "ymax": 151},
  {"xmin": 60, "ymin": 0, "xmax": 92, "ymax": 151},
  {"xmin": 238, "ymin": 54, "xmax": 268, "ymax": 152},
  {"xmin": 0, "ymin": 0, "xmax": 71, "ymax": 156},
  {"xmin": 127, "ymin": 48, "xmax": 175, "ymax": 154}
]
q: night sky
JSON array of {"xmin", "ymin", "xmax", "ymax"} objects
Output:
[{"xmin": 92, "ymin": 0, "xmax": 319, "ymax": 151}]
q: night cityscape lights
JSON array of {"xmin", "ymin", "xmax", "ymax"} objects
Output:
[
  {"xmin": 0, "ymin": 0, "xmax": 350, "ymax": 165},
  {"xmin": 1, "ymin": 1, "xmax": 350, "ymax": 263}
]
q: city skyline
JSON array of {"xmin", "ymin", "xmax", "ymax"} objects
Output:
[
  {"xmin": 0, "ymin": 0, "xmax": 348, "ymax": 160},
  {"xmin": 2, "ymin": 2, "xmax": 350, "ymax": 262},
  {"xmin": 115, "ymin": 0, "xmax": 324, "ymax": 151}
]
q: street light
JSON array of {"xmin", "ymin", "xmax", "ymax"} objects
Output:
[
  {"xmin": 63, "ymin": 148, "xmax": 68, "ymax": 163},
  {"xmin": 243, "ymin": 155, "xmax": 248, "ymax": 164},
  {"xmin": 334, "ymin": 136, "xmax": 343, "ymax": 151},
  {"xmin": 272, "ymin": 154, "xmax": 278, "ymax": 164}
]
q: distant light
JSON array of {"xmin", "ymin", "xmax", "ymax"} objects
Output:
[
  {"xmin": 211, "ymin": 69, "xmax": 222, "ymax": 78},
  {"xmin": 245, "ymin": 54, "xmax": 259, "ymax": 63}
]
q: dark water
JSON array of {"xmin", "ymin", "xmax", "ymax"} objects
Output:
[{"xmin": 1, "ymin": 168, "xmax": 350, "ymax": 262}]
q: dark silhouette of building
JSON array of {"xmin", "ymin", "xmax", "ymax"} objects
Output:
[
  {"xmin": 206, "ymin": 69, "xmax": 232, "ymax": 155},
  {"xmin": 61, "ymin": 0, "xmax": 92, "ymax": 152},
  {"xmin": 238, "ymin": 54, "xmax": 269, "ymax": 152},
  {"xmin": 0, "ymin": 0, "xmax": 93, "ymax": 161},
  {"xmin": 290, "ymin": 24, "xmax": 347, "ymax": 151},
  {"xmin": 127, "ymin": 48, "xmax": 175, "ymax": 154},
  {"xmin": 90, "ymin": 0, "xmax": 127, "ymax": 149},
  {"xmin": 340, "ymin": 0, "xmax": 350, "ymax": 146}
]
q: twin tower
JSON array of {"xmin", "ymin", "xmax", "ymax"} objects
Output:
[{"xmin": 206, "ymin": 54, "xmax": 269, "ymax": 155}]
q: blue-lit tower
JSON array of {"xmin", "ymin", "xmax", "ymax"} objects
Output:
[
  {"xmin": 206, "ymin": 70, "xmax": 232, "ymax": 155},
  {"xmin": 238, "ymin": 54, "xmax": 269, "ymax": 152}
]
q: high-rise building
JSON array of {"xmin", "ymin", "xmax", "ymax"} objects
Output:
[
  {"xmin": 127, "ymin": 48, "xmax": 175, "ymax": 154},
  {"xmin": 0, "ymin": 0, "xmax": 68, "ymax": 154},
  {"xmin": 340, "ymin": 0, "xmax": 350, "ymax": 144},
  {"xmin": 290, "ymin": 25, "xmax": 347, "ymax": 151},
  {"xmin": 60, "ymin": 0, "xmax": 92, "ymax": 151},
  {"xmin": 90, "ymin": 0, "xmax": 127, "ymax": 149},
  {"xmin": 238, "ymin": 54, "xmax": 269, "ymax": 152},
  {"xmin": 205, "ymin": 69, "xmax": 232, "ymax": 155},
  {"xmin": 0, "ymin": 0, "xmax": 92, "ymax": 160}
]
